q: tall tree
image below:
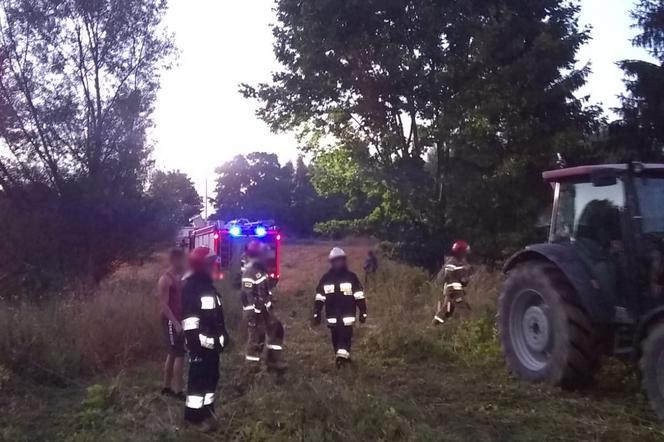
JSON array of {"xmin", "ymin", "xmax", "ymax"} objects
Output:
[
  {"xmin": 212, "ymin": 152, "xmax": 292, "ymax": 222},
  {"xmin": 611, "ymin": 0, "xmax": 664, "ymax": 160},
  {"xmin": 289, "ymin": 156, "xmax": 318, "ymax": 234},
  {"xmin": 244, "ymin": 0, "xmax": 599, "ymax": 265},
  {"xmin": 0, "ymin": 0, "xmax": 174, "ymax": 289},
  {"xmin": 149, "ymin": 170, "xmax": 202, "ymax": 225}
]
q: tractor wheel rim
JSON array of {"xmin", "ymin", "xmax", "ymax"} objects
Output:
[
  {"xmin": 657, "ymin": 346, "xmax": 664, "ymax": 401},
  {"xmin": 510, "ymin": 289, "xmax": 552, "ymax": 371}
]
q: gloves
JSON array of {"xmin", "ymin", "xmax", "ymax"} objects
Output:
[
  {"xmin": 312, "ymin": 314, "xmax": 321, "ymax": 326},
  {"xmin": 359, "ymin": 313, "xmax": 367, "ymax": 324},
  {"xmin": 218, "ymin": 333, "xmax": 229, "ymax": 353}
]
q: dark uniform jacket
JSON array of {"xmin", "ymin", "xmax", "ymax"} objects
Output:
[
  {"xmin": 181, "ymin": 272, "xmax": 228, "ymax": 356},
  {"xmin": 314, "ymin": 268, "xmax": 367, "ymax": 326},
  {"xmin": 241, "ymin": 260, "xmax": 273, "ymax": 314}
]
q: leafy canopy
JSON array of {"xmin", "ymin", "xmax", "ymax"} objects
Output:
[{"xmin": 245, "ymin": 0, "xmax": 599, "ymax": 265}]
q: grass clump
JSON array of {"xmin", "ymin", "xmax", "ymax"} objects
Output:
[{"xmin": 0, "ymin": 255, "xmax": 165, "ymax": 382}]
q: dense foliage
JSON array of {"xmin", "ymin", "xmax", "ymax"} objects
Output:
[
  {"xmin": 212, "ymin": 153, "xmax": 354, "ymax": 236},
  {"xmin": 0, "ymin": 0, "xmax": 182, "ymax": 294},
  {"xmin": 244, "ymin": 0, "xmax": 601, "ymax": 266},
  {"xmin": 609, "ymin": 0, "xmax": 664, "ymax": 160}
]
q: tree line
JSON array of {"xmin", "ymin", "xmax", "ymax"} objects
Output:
[
  {"xmin": 210, "ymin": 153, "xmax": 359, "ymax": 236},
  {"xmin": 1, "ymin": 0, "xmax": 663, "ymax": 295}
]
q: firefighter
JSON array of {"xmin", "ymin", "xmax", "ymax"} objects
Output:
[
  {"xmin": 433, "ymin": 240, "xmax": 474, "ymax": 325},
  {"xmin": 313, "ymin": 247, "xmax": 367, "ymax": 367},
  {"xmin": 241, "ymin": 240, "xmax": 285, "ymax": 371},
  {"xmin": 181, "ymin": 247, "xmax": 229, "ymax": 429}
]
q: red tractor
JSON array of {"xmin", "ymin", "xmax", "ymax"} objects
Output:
[{"xmin": 498, "ymin": 163, "xmax": 664, "ymax": 419}]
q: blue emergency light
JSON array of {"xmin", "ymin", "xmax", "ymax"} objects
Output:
[
  {"xmin": 254, "ymin": 226, "xmax": 267, "ymax": 238},
  {"xmin": 229, "ymin": 225, "xmax": 242, "ymax": 237}
]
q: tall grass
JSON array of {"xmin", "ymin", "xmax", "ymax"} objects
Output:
[
  {"xmin": 0, "ymin": 256, "xmax": 165, "ymax": 383},
  {"xmin": 361, "ymin": 259, "xmax": 504, "ymax": 369},
  {"xmin": 0, "ymin": 248, "xmax": 504, "ymax": 384}
]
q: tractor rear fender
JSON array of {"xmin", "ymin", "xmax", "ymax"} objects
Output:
[
  {"xmin": 636, "ymin": 307, "xmax": 664, "ymax": 351},
  {"xmin": 503, "ymin": 243, "xmax": 613, "ymax": 323}
]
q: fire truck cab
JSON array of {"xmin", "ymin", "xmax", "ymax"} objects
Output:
[{"xmin": 188, "ymin": 219, "xmax": 282, "ymax": 287}]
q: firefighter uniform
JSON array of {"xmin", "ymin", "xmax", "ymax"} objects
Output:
[
  {"xmin": 181, "ymin": 271, "xmax": 228, "ymax": 425},
  {"xmin": 314, "ymin": 268, "xmax": 367, "ymax": 364},
  {"xmin": 241, "ymin": 260, "xmax": 285, "ymax": 368},
  {"xmin": 433, "ymin": 256, "xmax": 473, "ymax": 324}
]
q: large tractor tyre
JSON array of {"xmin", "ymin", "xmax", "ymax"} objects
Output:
[
  {"xmin": 498, "ymin": 261, "xmax": 600, "ymax": 389},
  {"xmin": 640, "ymin": 323, "xmax": 664, "ymax": 421}
]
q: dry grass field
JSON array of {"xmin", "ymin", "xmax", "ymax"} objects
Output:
[{"xmin": 1, "ymin": 240, "xmax": 663, "ymax": 441}]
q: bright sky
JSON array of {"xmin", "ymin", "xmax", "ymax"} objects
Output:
[{"xmin": 151, "ymin": 0, "xmax": 654, "ymax": 208}]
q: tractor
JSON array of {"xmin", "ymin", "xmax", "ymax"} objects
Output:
[{"xmin": 498, "ymin": 162, "xmax": 664, "ymax": 419}]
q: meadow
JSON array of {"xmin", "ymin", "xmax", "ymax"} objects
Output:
[{"xmin": 0, "ymin": 241, "xmax": 662, "ymax": 441}]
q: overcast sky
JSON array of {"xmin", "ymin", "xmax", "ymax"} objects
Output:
[{"xmin": 151, "ymin": 0, "xmax": 654, "ymax": 206}]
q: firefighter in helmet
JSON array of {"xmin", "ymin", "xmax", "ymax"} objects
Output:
[
  {"xmin": 313, "ymin": 247, "xmax": 367, "ymax": 367},
  {"xmin": 181, "ymin": 247, "xmax": 229, "ymax": 429},
  {"xmin": 241, "ymin": 240, "xmax": 285, "ymax": 371},
  {"xmin": 433, "ymin": 240, "xmax": 474, "ymax": 325}
]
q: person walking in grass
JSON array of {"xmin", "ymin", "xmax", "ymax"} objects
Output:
[
  {"xmin": 363, "ymin": 250, "xmax": 378, "ymax": 286},
  {"xmin": 313, "ymin": 247, "xmax": 368, "ymax": 368},
  {"xmin": 158, "ymin": 248, "xmax": 186, "ymax": 400},
  {"xmin": 432, "ymin": 240, "xmax": 474, "ymax": 325}
]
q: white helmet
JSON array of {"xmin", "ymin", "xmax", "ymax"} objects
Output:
[{"xmin": 328, "ymin": 247, "xmax": 346, "ymax": 260}]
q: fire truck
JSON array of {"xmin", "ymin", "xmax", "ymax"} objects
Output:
[{"xmin": 188, "ymin": 219, "xmax": 282, "ymax": 287}]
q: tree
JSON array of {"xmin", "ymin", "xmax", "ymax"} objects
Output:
[
  {"xmin": 148, "ymin": 170, "xmax": 202, "ymax": 225},
  {"xmin": 0, "ymin": 0, "xmax": 174, "ymax": 290},
  {"xmin": 244, "ymin": 0, "xmax": 599, "ymax": 266},
  {"xmin": 212, "ymin": 152, "xmax": 292, "ymax": 222},
  {"xmin": 611, "ymin": 0, "xmax": 664, "ymax": 160}
]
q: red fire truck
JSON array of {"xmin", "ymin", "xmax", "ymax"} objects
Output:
[{"xmin": 188, "ymin": 219, "xmax": 282, "ymax": 286}]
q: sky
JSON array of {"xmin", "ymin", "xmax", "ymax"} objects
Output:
[{"xmin": 151, "ymin": 0, "xmax": 654, "ymax": 209}]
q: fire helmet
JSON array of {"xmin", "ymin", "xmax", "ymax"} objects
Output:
[
  {"xmin": 329, "ymin": 247, "xmax": 347, "ymax": 260},
  {"xmin": 451, "ymin": 240, "xmax": 470, "ymax": 255},
  {"xmin": 246, "ymin": 240, "xmax": 265, "ymax": 258},
  {"xmin": 189, "ymin": 247, "xmax": 211, "ymax": 271}
]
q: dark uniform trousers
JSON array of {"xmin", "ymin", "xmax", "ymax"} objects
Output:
[
  {"xmin": 242, "ymin": 262, "xmax": 284, "ymax": 367},
  {"xmin": 245, "ymin": 306, "xmax": 285, "ymax": 365},
  {"xmin": 184, "ymin": 349, "xmax": 219, "ymax": 424},
  {"xmin": 330, "ymin": 324, "xmax": 353, "ymax": 358}
]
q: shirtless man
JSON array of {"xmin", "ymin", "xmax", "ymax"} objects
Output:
[{"xmin": 158, "ymin": 248, "xmax": 186, "ymax": 400}]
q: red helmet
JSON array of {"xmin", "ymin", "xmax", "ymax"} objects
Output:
[
  {"xmin": 245, "ymin": 240, "xmax": 265, "ymax": 258},
  {"xmin": 189, "ymin": 247, "xmax": 210, "ymax": 271},
  {"xmin": 451, "ymin": 240, "xmax": 470, "ymax": 255}
]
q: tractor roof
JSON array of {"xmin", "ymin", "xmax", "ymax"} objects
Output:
[{"xmin": 543, "ymin": 163, "xmax": 664, "ymax": 182}]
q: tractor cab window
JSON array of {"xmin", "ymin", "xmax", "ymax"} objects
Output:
[
  {"xmin": 634, "ymin": 177, "xmax": 664, "ymax": 299},
  {"xmin": 635, "ymin": 177, "xmax": 664, "ymax": 236},
  {"xmin": 552, "ymin": 180, "xmax": 625, "ymax": 247},
  {"xmin": 552, "ymin": 179, "xmax": 626, "ymax": 304}
]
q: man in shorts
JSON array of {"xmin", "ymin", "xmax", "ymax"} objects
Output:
[{"xmin": 158, "ymin": 248, "xmax": 186, "ymax": 400}]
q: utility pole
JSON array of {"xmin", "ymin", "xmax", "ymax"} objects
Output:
[{"xmin": 204, "ymin": 178, "xmax": 208, "ymax": 220}]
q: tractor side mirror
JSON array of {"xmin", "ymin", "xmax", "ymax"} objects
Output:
[{"xmin": 591, "ymin": 170, "xmax": 617, "ymax": 187}]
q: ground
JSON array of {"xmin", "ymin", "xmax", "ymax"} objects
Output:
[{"xmin": 1, "ymin": 241, "xmax": 663, "ymax": 441}]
